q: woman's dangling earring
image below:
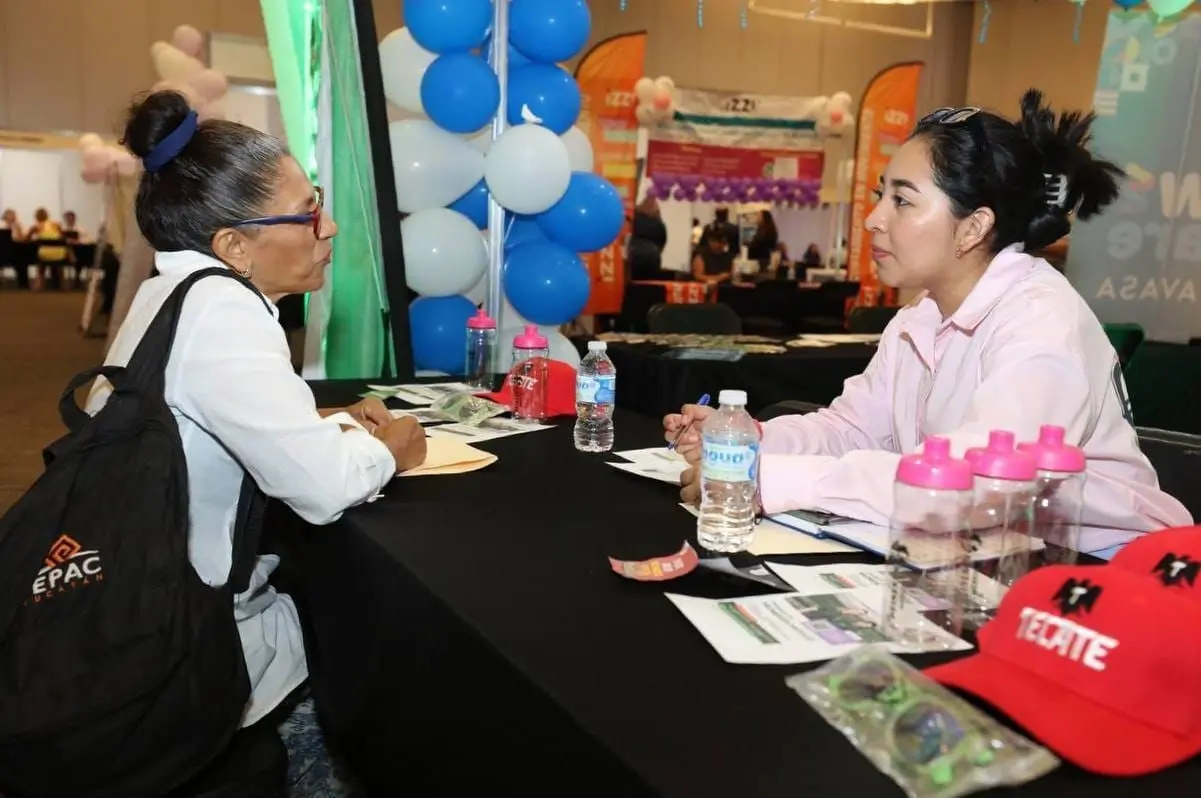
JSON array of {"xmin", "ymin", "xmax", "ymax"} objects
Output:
[
  {"xmin": 954, "ymin": 246, "xmax": 964, "ymax": 259},
  {"xmin": 233, "ymin": 263, "xmax": 254, "ymax": 279}
]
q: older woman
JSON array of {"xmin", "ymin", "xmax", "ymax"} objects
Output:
[{"xmin": 88, "ymin": 90, "xmax": 426, "ymax": 734}]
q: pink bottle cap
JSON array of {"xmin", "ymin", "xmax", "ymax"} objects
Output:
[
  {"xmin": 963, "ymin": 447, "xmax": 985, "ymax": 466},
  {"xmin": 1017, "ymin": 424, "xmax": 1086, "ymax": 473},
  {"xmin": 896, "ymin": 436, "xmax": 974, "ymax": 491},
  {"xmin": 972, "ymin": 430, "xmax": 1037, "ymax": 481},
  {"xmin": 467, "ymin": 308, "xmax": 497, "ymax": 329},
  {"xmin": 513, "ymin": 324, "xmax": 548, "ymax": 350}
]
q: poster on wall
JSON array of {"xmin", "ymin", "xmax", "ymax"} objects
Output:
[
  {"xmin": 846, "ymin": 62, "xmax": 924, "ymax": 307},
  {"xmin": 645, "ymin": 88, "xmax": 825, "ymax": 183},
  {"xmin": 1064, "ymin": 12, "xmax": 1201, "ymax": 343},
  {"xmin": 575, "ymin": 32, "xmax": 647, "ymax": 316}
]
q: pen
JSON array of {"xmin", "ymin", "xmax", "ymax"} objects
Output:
[{"xmin": 668, "ymin": 393, "xmax": 710, "ymax": 450}]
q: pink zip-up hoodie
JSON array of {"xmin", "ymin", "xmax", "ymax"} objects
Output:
[{"xmin": 758, "ymin": 248, "xmax": 1192, "ymax": 552}]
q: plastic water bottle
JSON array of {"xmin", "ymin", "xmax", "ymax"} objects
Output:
[
  {"xmin": 1018, "ymin": 425, "xmax": 1086, "ymax": 566},
  {"xmin": 464, "ymin": 308, "xmax": 497, "ymax": 391},
  {"xmin": 970, "ymin": 430, "xmax": 1037, "ymax": 603},
  {"xmin": 574, "ymin": 340, "xmax": 616, "ymax": 452},
  {"xmin": 883, "ymin": 436, "xmax": 974, "ymax": 648},
  {"xmin": 697, "ymin": 390, "xmax": 761, "ymax": 552},
  {"xmin": 509, "ymin": 326, "xmax": 549, "ymax": 423}
]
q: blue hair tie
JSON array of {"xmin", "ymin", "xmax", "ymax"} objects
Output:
[{"xmin": 142, "ymin": 111, "xmax": 199, "ymax": 172}]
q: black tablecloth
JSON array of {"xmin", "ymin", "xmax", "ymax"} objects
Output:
[
  {"xmin": 605, "ymin": 341, "xmax": 876, "ymax": 418},
  {"xmin": 265, "ymin": 381, "xmax": 1198, "ymax": 796}
]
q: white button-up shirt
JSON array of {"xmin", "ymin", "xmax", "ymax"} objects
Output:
[{"xmin": 88, "ymin": 250, "xmax": 395, "ymax": 726}]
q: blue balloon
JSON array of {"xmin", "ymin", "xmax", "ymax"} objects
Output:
[
  {"xmin": 449, "ymin": 180, "xmax": 489, "ymax": 229},
  {"xmin": 410, "ymin": 294, "xmax": 478, "ymax": 374},
  {"xmin": 536, "ymin": 173, "xmax": 625, "ymax": 253},
  {"xmin": 507, "ymin": 64, "xmax": 580, "ymax": 135},
  {"xmin": 510, "ymin": 0, "xmax": 591, "ymax": 63},
  {"xmin": 505, "ymin": 214, "xmax": 545, "ymax": 250},
  {"xmin": 407, "ymin": 0, "xmax": 492, "ymax": 53},
  {"xmin": 1113, "ymin": 0, "xmax": 1140, "ymax": 7},
  {"xmin": 421, "ymin": 53, "xmax": 500, "ymax": 134},
  {"xmin": 503, "ymin": 240, "xmax": 591, "ymax": 325}
]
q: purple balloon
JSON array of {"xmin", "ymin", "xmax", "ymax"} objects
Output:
[
  {"xmin": 672, "ymin": 187, "xmax": 688, "ymax": 201},
  {"xmin": 699, "ymin": 188, "xmax": 714, "ymax": 202}
]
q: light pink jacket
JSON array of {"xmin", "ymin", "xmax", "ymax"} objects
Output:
[{"xmin": 758, "ymin": 248, "xmax": 1192, "ymax": 552}]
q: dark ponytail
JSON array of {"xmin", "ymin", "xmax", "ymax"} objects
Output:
[{"xmin": 1017, "ymin": 89, "xmax": 1125, "ymax": 252}]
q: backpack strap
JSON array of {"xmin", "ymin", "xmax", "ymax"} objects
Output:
[{"xmin": 125, "ymin": 266, "xmax": 272, "ymax": 596}]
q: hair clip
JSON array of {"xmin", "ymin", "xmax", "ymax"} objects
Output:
[{"xmin": 1044, "ymin": 173, "xmax": 1068, "ymax": 209}]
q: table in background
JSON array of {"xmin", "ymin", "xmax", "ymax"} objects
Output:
[
  {"xmin": 618, "ymin": 280, "xmax": 713, "ymax": 333},
  {"xmin": 265, "ymin": 382, "xmax": 1197, "ymax": 796},
  {"xmin": 602, "ymin": 338, "xmax": 876, "ymax": 417}
]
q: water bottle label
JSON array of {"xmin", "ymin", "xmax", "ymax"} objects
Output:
[
  {"xmin": 577, "ymin": 375, "xmax": 616, "ymax": 404},
  {"xmin": 701, "ymin": 442, "xmax": 759, "ymax": 483}
]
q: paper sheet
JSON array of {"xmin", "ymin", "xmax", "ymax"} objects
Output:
[
  {"xmin": 608, "ymin": 448, "xmax": 689, "ymax": 485},
  {"xmin": 798, "ymin": 333, "xmax": 882, "ymax": 344},
  {"xmin": 365, "ymin": 382, "xmax": 475, "ymax": 406},
  {"xmin": 400, "ymin": 436, "xmax": 497, "ymax": 477},
  {"xmin": 666, "ymin": 586, "xmax": 970, "ymax": 665},
  {"xmin": 391, "ymin": 408, "xmax": 446, "ymax": 425},
  {"xmin": 766, "ymin": 562, "xmax": 1008, "ymax": 613},
  {"xmin": 678, "ymin": 504, "xmax": 856, "ymax": 556},
  {"xmin": 426, "ymin": 417, "xmax": 552, "ymax": 442}
]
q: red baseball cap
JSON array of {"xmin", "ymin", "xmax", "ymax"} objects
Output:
[
  {"xmin": 479, "ymin": 358, "xmax": 578, "ymax": 418},
  {"xmin": 1111, "ymin": 526, "xmax": 1201, "ymax": 602},
  {"xmin": 925, "ymin": 564, "xmax": 1201, "ymax": 776}
]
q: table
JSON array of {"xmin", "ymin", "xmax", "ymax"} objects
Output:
[
  {"xmin": 602, "ymin": 338, "xmax": 877, "ymax": 417},
  {"xmin": 266, "ymin": 382, "xmax": 1197, "ymax": 796}
]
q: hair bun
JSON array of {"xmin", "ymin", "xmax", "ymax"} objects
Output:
[{"xmin": 121, "ymin": 90, "xmax": 194, "ymax": 160}]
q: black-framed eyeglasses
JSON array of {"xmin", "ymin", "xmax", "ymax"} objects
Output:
[{"xmin": 231, "ymin": 186, "xmax": 324, "ymax": 237}]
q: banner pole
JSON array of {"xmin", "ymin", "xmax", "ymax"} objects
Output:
[{"xmin": 485, "ymin": 0, "xmax": 510, "ymax": 323}]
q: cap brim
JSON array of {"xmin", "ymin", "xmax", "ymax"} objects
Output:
[{"xmin": 926, "ymin": 653, "xmax": 1201, "ymax": 776}]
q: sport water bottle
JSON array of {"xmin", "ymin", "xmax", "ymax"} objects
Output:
[
  {"xmin": 970, "ymin": 431, "xmax": 1037, "ymax": 609},
  {"xmin": 509, "ymin": 325, "xmax": 549, "ymax": 423},
  {"xmin": 464, "ymin": 308, "xmax": 497, "ymax": 391},
  {"xmin": 1018, "ymin": 424, "xmax": 1086, "ymax": 566},
  {"xmin": 884, "ymin": 436, "xmax": 974, "ymax": 648},
  {"xmin": 574, "ymin": 340, "xmax": 616, "ymax": 452},
  {"xmin": 697, "ymin": 390, "xmax": 761, "ymax": 552}
]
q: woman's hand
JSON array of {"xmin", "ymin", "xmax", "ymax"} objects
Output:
[
  {"xmin": 375, "ymin": 415, "xmax": 427, "ymax": 472},
  {"xmin": 662, "ymin": 403, "xmax": 715, "ymax": 456},
  {"xmin": 679, "ymin": 445, "xmax": 702, "ymax": 505}
]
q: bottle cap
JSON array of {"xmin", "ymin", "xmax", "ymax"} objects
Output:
[
  {"xmin": 718, "ymin": 389, "xmax": 747, "ymax": 406},
  {"xmin": 467, "ymin": 308, "xmax": 497, "ymax": 330},
  {"xmin": 513, "ymin": 324, "xmax": 548, "ymax": 350},
  {"xmin": 587, "ymin": 340, "xmax": 607, "ymax": 352},
  {"xmin": 972, "ymin": 429, "xmax": 1037, "ymax": 481},
  {"xmin": 896, "ymin": 436, "xmax": 973, "ymax": 491},
  {"xmin": 1017, "ymin": 424, "xmax": 1086, "ymax": 474}
]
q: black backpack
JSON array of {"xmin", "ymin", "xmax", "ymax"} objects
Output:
[{"xmin": 0, "ymin": 267, "xmax": 269, "ymax": 797}]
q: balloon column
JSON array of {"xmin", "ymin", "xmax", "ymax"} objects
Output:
[
  {"xmin": 634, "ymin": 75, "xmax": 677, "ymax": 127},
  {"xmin": 380, "ymin": 0, "xmax": 622, "ymax": 373},
  {"xmin": 77, "ymin": 25, "xmax": 231, "ymax": 185},
  {"xmin": 647, "ymin": 175, "xmax": 823, "ymax": 208}
]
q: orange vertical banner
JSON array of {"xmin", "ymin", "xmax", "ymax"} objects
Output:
[
  {"xmin": 847, "ymin": 62, "xmax": 924, "ymax": 307},
  {"xmin": 574, "ymin": 32, "xmax": 647, "ymax": 315}
]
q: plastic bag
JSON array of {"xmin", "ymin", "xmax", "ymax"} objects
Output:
[
  {"xmin": 786, "ymin": 647, "xmax": 1058, "ymax": 798},
  {"xmin": 431, "ymin": 392, "xmax": 508, "ymax": 426}
]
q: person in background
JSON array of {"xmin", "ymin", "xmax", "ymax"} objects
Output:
[
  {"xmin": 87, "ymin": 90, "xmax": 428, "ymax": 767},
  {"xmin": 61, "ymin": 210, "xmax": 89, "ymax": 242},
  {"xmin": 691, "ymin": 232, "xmax": 735, "ymax": 284},
  {"xmin": 627, "ymin": 195, "xmax": 669, "ymax": 281},
  {"xmin": 29, "ymin": 208, "xmax": 68, "ymax": 290},
  {"xmin": 666, "ymin": 89, "xmax": 1191, "ymax": 551},
  {"xmin": 1, "ymin": 208, "xmax": 24, "ymax": 240},
  {"xmin": 801, "ymin": 243, "xmax": 823, "ymax": 267},
  {"xmin": 699, "ymin": 207, "xmax": 740, "ymax": 255},
  {"xmin": 691, "ymin": 217, "xmax": 703, "ymax": 247},
  {"xmin": 746, "ymin": 209, "xmax": 779, "ymax": 266}
]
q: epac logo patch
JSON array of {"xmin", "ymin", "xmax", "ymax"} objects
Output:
[
  {"xmin": 1151, "ymin": 552, "xmax": 1200, "ymax": 589},
  {"xmin": 1051, "ymin": 577, "xmax": 1102, "ymax": 616},
  {"xmin": 29, "ymin": 534, "xmax": 103, "ymax": 603}
]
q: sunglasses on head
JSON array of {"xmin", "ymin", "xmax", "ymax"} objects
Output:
[
  {"xmin": 916, "ymin": 107, "xmax": 993, "ymax": 175},
  {"xmin": 230, "ymin": 186, "xmax": 325, "ymax": 237}
]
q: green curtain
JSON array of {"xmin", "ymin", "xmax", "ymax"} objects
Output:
[{"xmin": 321, "ymin": 0, "xmax": 391, "ymax": 378}]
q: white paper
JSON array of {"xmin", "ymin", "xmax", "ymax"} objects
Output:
[
  {"xmin": 366, "ymin": 382, "xmax": 475, "ymax": 406},
  {"xmin": 390, "ymin": 408, "xmax": 446, "ymax": 425},
  {"xmin": 766, "ymin": 562, "xmax": 1008, "ymax": 612},
  {"xmin": 608, "ymin": 460, "xmax": 686, "ymax": 485},
  {"xmin": 798, "ymin": 333, "xmax": 882, "ymax": 344},
  {"xmin": 678, "ymin": 503, "xmax": 856, "ymax": 556},
  {"xmin": 607, "ymin": 448, "xmax": 690, "ymax": 485},
  {"xmin": 666, "ymin": 587, "xmax": 970, "ymax": 665},
  {"xmin": 425, "ymin": 417, "xmax": 552, "ymax": 442}
]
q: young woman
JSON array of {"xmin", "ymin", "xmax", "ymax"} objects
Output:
[
  {"xmin": 665, "ymin": 90, "xmax": 1191, "ymax": 553},
  {"xmin": 88, "ymin": 90, "xmax": 427, "ymax": 729}
]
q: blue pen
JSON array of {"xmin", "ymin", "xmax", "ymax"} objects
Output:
[{"xmin": 668, "ymin": 393, "xmax": 710, "ymax": 450}]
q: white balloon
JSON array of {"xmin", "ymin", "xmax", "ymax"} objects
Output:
[
  {"xmin": 466, "ymin": 128, "xmax": 493, "ymax": 154},
  {"xmin": 485, "ymin": 124, "xmax": 571, "ymax": 215},
  {"xmin": 634, "ymin": 105, "xmax": 656, "ymax": 126},
  {"xmin": 389, "ymin": 119, "xmax": 485, "ymax": 213},
  {"xmin": 560, "ymin": 127, "xmax": 594, "ymax": 173},
  {"xmin": 464, "ymin": 270, "xmax": 489, "ymax": 307},
  {"xmin": 634, "ymin": 77, "xmax": 657, "ymax": 102},
  {"xmin": 401, "ymin": 208, "xmax": 489, "ymax": 297},
  {"xmin": 378, "ymin": 28, "xmax": 436, "ymax": 114},
  {"xmin": 654, "ymin": 76, "xmax": 676, "ymax": 93}
]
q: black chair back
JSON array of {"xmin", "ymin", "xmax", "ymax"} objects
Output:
[
  {"xmin": 647, "ymin": 302, "xmax": 742, "ymax": 335},
  {"xmin": 847, "ymin": 306, "xmax": 899, "ymax": 334}
]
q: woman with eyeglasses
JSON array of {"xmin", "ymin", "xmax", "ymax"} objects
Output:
[
  {"xmin": 666, "ymin": 89, "xmax": 1191, "ymax": 552},
  {"xmin": 86, "ymin": 90, "xmax": 427, "ymax": 732}
]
